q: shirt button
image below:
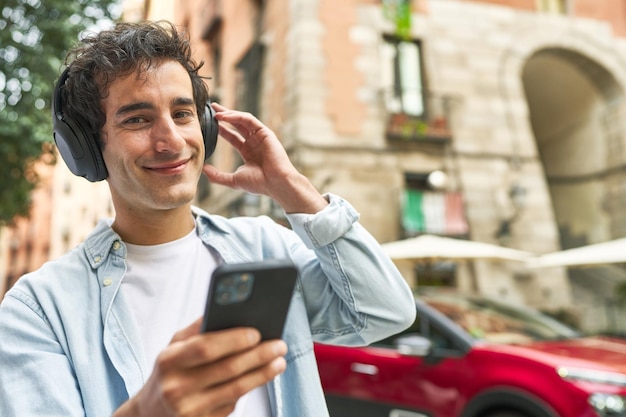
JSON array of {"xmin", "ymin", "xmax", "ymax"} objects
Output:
[
  {"xmin": 103, "ymin": 278, "xmax": 113, "ymax": 287},
  {"xmin": 94, "ymin": 255, "xmax": 102, "ymax": 263},
  {"xmin": 112, "ymin": 241, "xmax": 121, "ymax": 250}
]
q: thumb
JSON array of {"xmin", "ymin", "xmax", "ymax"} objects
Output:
[
  {"xmin": 170, "ymin": 317, "xmax": 203, "ymax": 343},
  {"xmin": 202, "ymin": 164, "xmax": 235, "ymax": 188}
]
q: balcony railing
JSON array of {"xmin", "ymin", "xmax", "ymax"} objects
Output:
[{"xmin": 386, "ymin": 93, "xmax": 454, "ymax": 143}]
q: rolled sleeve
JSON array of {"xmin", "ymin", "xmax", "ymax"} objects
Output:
[
  {"xmin": 285, "ymin": 193, "xmax": 416, "ymax": 346},
  {"xmin": 286, "ymin": 193, "xmax": 360, "ymax": 249}
]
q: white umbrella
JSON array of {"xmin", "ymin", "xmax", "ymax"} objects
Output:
[
  {"xmin": 526, "ymin": 238, "xmax": 626, "ymax": 269},
  {"xmin": 381, "ymin": 234, "xmax": 533, "ymax": 262}
]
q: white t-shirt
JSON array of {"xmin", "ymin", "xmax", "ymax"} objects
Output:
[{"xmin": 121, "ymin": 227, "xmax": 270, "ymax": 417}]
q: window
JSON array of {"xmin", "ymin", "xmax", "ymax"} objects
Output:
[
  {"xmin": 235, "ymin": 42, "xmax": 265, "ymax": 116},
  {"xmin": 415, "ymin": 262, "xmax": 457, "ymax": 288},
  {"xmin": 199, "ymin": 0, "xmax": 223, "ymax": 90},
  {"xmin": 372, "ymin": 311, "xmax": 421, "ymax": 349},
  {"xmin": 197, "ymin": 5, "xmax": 223, "ymax": 202},
  {"xmin": 381, "ymin": 36, "xmax": 425, "ymax": 117},
  {"xmin": 382, "ymin": 37, "xmax": 452, "ymax": 142},
  {"xmin": 373, "ymin": 309, "xmax": 457, "ymax": 350},
  {"xmin": 402, "ymin": 173, "xmax": 468, "ymax": 237}
]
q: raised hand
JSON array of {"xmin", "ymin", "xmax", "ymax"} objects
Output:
[{"xmin": 202, "ymin": 103, "xmax": 328, "ymax": 215}]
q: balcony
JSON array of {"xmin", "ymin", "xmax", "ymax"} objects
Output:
[{"xmin": 385, "ymin": 94, "xmax": 453, "ymax": 144}]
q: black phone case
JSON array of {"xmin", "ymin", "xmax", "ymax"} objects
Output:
[{"xmin": 201, "ymin": 259, "xmax": 298, "ymax": 340}]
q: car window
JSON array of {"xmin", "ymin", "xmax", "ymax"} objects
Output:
[
  {"xmin": 372, "ymin": 310, "xmax": 457, "ymax": 350},
  {"xmin": 427, "ymin": 320, "xmax": 458, "ymax": 350},
  {"xmin": 372, "ymin": 315, "xmax": 421, "ymax": 349},
  {"xmin": 422, "ymin": 293, "xmax": 580, "ymax": 343}
]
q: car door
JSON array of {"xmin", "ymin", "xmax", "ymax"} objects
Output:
[{"xmin": 317, "ymin": 304, "xmax": 474, "ymax": 417}]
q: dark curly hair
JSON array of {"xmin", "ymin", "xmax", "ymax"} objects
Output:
[{"xmin": 61, "ymin": 20, "xmax": 209, "ymax": 146}]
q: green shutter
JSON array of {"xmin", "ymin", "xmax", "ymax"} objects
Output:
[{"xmin": 403, "ymin": 189, "xmax": 424, "ymax": 233}]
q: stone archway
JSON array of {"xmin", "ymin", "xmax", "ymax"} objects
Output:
[
  {"xmin": 521, "ymin": 47, "xmax": 626, "ymax": 334},
  {"xmin": 522, "ymin": 48, "xmax": 626, "ymax": 249},
  {"xmin": 522, "ymin": 48, "xmax": 624, "ymax": 249}
]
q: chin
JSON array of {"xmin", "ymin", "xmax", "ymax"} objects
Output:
[{"xmin": 151, "ymin": 186, "xmax": 197, "ymax": 209}]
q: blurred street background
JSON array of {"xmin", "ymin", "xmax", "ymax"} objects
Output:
[{"xmin": 3, "ymin": 0, "xmax": 626, "ymax": 336}]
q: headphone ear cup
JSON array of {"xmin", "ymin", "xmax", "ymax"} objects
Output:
[
  {"xmin": 52, "ymin": 69, "xmax": 107, "ymax": 182},
  {"xmin": 201, "ymin": 102, "xmax": 218, "ymax": 159},
  {"xmin": 53, "ymin": 115, "xmax": 108, "ymax": 182}
]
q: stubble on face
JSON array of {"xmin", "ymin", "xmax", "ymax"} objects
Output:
[{"xmin": 99, "ymin": 61, "xmax": 205, "ymax": 217}]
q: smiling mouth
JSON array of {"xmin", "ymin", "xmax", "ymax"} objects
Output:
[{"xmin": 146, "ymin": 158, "xmax": 190, "ymax": 173}]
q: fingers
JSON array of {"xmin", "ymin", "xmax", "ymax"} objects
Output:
[
  {"xmin": 211, "ymin": 102, "xmax": 227, "ymax": 111},
  {"xmin": 134, "ymin": 328, "xmax": 288, "ymax": 417},
  {"xmin": 188, "ymin": 339, "xmax": 287, "ymax": 388},
  {"xmin": 158, "ymin": 325, "xmax": 288, "ymax": 393},
  {"xmin": 215, "ymin": 122, "xmax": 247, "ymax": 151},
  {"xmin": 159, "ymin": 327, "xmax": 262, "ymax": 370},
  {"xmin": 174, "ymin": 355, "xmax": 287, "ymax": 416},
  {"xmin": 210, "ymin": 102, "xmax": 268, "ymax": 142},
  {"xmin": 205, "ymin": 101, "xmax": 311, "ymax": 206}
]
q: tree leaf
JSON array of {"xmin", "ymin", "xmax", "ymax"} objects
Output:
[{"xmin": 0, "ymin": 0, "xmax": 120, "ymax": 223}]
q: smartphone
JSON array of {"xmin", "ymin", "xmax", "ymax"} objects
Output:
[{"xmin": 201, "ymin": 259, "xmax": 298, "ymax": 341}]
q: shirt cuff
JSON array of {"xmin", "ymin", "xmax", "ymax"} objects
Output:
[{"xmin": 285, "ymin": 193, "xmax": 360, "ymax": 249}]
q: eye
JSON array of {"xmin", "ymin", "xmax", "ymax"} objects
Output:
[
  {"xmin": 124, "ymin": 116, "xmax": 147, "ymax": 125},
  {"xmin": 174, "ymin": 110, "xmax": 194, "ymax": 120}
]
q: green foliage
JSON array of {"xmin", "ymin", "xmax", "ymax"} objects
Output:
[
  {"xmin": 383, "ymin": 0, "xmax": 412, "ymax": 40},
  {"xmin": 0, "ymin": 0, "xmax": 120, "ymax": 223}
]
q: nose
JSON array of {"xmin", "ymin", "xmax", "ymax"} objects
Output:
[{"xmin": 152, "ymin": 116, "xmax": 186, "ymax": 154}]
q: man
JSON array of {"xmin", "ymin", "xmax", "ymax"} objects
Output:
[{"xmin": 0, "ymin": 21, "xmax": 415, "ymax": 417}]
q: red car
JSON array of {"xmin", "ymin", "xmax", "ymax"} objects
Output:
[{"xmin": 314, "ymin": 290, "xmax": 626, "ymax": 417}]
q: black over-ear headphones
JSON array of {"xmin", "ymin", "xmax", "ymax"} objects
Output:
[{"xmin": 52, "ymin": 67, "xmax": 219, "ymax": 182}]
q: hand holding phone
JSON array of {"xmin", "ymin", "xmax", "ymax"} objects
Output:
[{"xmin": 201, "ymin": 259, "xmax": 298, "ymax": 341}]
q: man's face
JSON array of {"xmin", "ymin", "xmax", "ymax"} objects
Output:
[{"xmin": 100, "ymin": 60, "xmax": 205, "ymax": 214}]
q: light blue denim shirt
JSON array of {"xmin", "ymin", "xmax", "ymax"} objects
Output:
[{"xmin": 0, "ymin": 194, "xmax": 415, "ymax": 417}]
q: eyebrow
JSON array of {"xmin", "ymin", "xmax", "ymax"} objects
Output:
[
  {"xmin": 115, "ymin": 102, "xmax": 154, "ymax": 118},
  {"xmin": 114, "ymin": 97, "xmax": 196, "ymax": 118},
  {"xmin": 174, "ymin": 97, "xmax": 195, "ymax": 107}
]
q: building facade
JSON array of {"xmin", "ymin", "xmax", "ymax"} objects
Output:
[
  {"xmin": 3, "ymin": 0, "xmax": 626, "ymax": 333},
  {"xmin": 128, "ymin": 0, "xmax": 626, "ymax": 332}
]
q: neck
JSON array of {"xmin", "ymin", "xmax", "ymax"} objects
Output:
[{"xmin": 112, "ymin": 204, "xmax": 195, "ymax": 245}]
